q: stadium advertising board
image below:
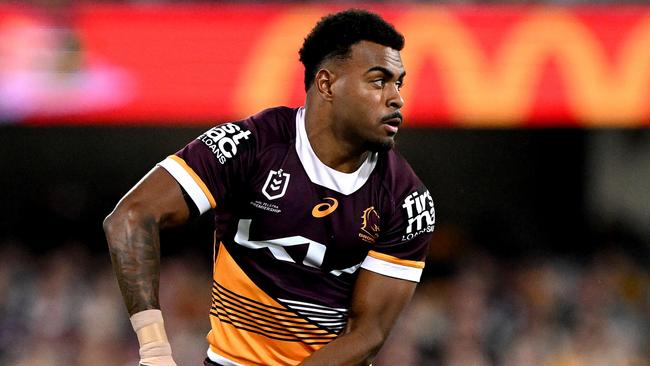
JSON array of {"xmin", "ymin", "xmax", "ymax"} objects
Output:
[{"xmin": 0, "ymin": 4, "xmax": 648, "ymax": 126}]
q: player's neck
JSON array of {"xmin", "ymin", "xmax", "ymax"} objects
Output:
[{"xmin": 304, "ymin": 106, "xmax": 369, "ymax": 174}]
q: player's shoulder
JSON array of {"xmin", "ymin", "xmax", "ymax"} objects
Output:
[
  {"xmin": 376, "ymin": 148, "xmax": 429, "ymax": 202},
  {"xmin": 244, "ymin": 106, "xmax": 297, "ymax": 144},
  {"xmin": 378, "ymin": 149, "xmax": 435, "ymax": 233},
  {"xmin": 381, "ymin": 149, "xmax": 425, "ymax": 188},
  {"xmin": 192, "ymin": 106, "xmax": 296, "ymax": 165}
]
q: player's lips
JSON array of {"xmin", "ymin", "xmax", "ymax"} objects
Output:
[{"xmin": 382, "ymin": 116, "xmax": 402, "ymax": 135}]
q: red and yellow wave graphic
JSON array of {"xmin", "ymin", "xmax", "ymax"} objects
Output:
[{"xmin": 1, "ymin": 4, "xmax": 648, "ymax": 126}]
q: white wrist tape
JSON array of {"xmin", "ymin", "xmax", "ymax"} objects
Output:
[
  {"xmin": 130, "ymin": 309, "xmax": 176, "ymax": 365},
  {"xmin": 130, "ymin": 309, "xmax": 169, "ymax": 345}
]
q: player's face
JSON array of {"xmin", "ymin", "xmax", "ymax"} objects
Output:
[{"xmin": 331, "ymin": 41, "xmax": 406, "ymax": 152}]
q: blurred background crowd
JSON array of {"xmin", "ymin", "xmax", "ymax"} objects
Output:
[
  {"xmin": 1, "ymin": 1, "xmax": 649, "ymax": 365},
  {"xmin": 1, "ymin": 128, "xmax": 648, "ymax": 366},
  {"xmin": 0, "ymin": 229, "xmax": 647, "ymax": 365}
]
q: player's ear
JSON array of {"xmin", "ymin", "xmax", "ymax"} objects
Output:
[{"xmin": 315, "ymin": 69, "xmax": 335, "ymax": 102}]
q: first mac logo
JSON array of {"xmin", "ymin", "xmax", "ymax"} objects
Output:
[
  {"xmin": 401, "ymin": 189, "xmax": 435, "ymax": 241},
  {"xmin": 198, "ymin": 123, "xmax": 252, "ymax": 164}
]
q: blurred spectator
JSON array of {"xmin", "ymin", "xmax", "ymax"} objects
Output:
[
  {"xmin": 0, "ymin": 1, "xmax": 133, "ymax": 123},
  {"xmin": 373, "ymin": 229, "xmax": 649, "ymax": 366}
]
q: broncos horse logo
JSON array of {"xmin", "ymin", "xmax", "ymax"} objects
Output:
[{"xmin": 359, "ymin": 207, "xmax": 380, "ymax": 244}]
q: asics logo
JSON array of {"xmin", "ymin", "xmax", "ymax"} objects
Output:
[{"xmin": 311, "ymin": 197, "xmax": 338, "ymax": 218}]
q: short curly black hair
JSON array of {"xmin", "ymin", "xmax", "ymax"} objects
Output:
[{"xmin": 299, "ymin": 9, "xmax": 405, "ymax": 92}]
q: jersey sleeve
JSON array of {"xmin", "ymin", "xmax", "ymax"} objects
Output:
[
  {"xmin": 157, "ymin": 120, "xmax": 256, "ymax": 215},
  {"xmin": 360, "ymin": 186, "xmax": 435, "ymax": 282}
]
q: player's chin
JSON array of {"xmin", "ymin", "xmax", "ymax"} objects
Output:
[{"xmin": 364, "ymin": 136, "xmax": 395, "ymax": 152}]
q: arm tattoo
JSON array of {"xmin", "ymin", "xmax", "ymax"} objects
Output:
[{"xmin": 107, "ymin": 216, "xmax": 161, "ymax": 315}]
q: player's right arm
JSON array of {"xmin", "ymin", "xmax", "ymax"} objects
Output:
[{"xmin": 103, "ymin": 166, "xmax": 191, "ymax": 366}]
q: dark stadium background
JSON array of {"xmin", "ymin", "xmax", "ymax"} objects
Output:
[
  {"xmin": 0, "ymin": 127, "xmax": 621, "ymax": 257},
  {"xmin": 0, "ymin": 2, "xmax": 648, "ymax": 366}
]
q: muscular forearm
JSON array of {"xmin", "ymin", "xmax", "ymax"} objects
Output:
[
  {"xmin": 299, "ymin": 327, "xmax": 384, "ymax": 366},
  {"xmin": 104, "ymin": 209, "xmax": 162, "ymax": 315},
  {"xmin": 103, "ymin": 168, "xmax": 187, "ymax": 366},
  {"xmin": 300, "ymin": 270, "xmax": 417, "ymax": 365}
]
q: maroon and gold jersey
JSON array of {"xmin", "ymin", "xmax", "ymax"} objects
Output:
[{"xmin": 158, "ymin": 107, "xmax": 435, "ymax": 365}]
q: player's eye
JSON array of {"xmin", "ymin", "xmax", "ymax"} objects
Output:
[
  {"xmin": 371, "ymin": 79, "xmax": 386, "ymax": 88},
  {"xmin": 396, "ymin": 80, "xmax": 404, "ymax": 90}
]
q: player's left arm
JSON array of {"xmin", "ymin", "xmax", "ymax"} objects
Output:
[{"xmin": 299, "ymin": 268, "xmax": 416, "ymax": 366}]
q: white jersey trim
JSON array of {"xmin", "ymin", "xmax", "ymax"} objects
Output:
[
  {"xmin": 278, "ymin": 298, "xmax": 347, "ymax": 312},
  {"xmin": 277, "ymin": 298, "xmax": 348, "ymax": 333},
  {"xmin": 158, "ymin": 157, "xmax": 212, "ymax": 214},
  {"xmin": 360, "ymin": 255, "xmax": 423, "ymax": 282},
  {"xmin": 295, "ymin": 107, "xmax": 378, "ymax": 195},
  {"xmin": 207, "ymin": 348, "xmax": 244, "ymax": 366}
]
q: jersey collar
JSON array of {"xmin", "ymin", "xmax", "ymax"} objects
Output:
[{"xmin": 295, "ymin": 107, "xmax": 378, "ymax": 195}]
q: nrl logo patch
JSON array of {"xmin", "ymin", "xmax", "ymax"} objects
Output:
[{"xmin": 262, "ymin": 169, "xmax": 290, "ymax": 200}]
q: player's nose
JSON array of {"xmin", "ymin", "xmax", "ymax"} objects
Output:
[{"xmin": 386, "ymin": 84, "xmax": 404, "ymax": 110}]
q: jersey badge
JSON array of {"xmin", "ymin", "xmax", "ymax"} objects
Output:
[
  {"xmin": 311, "ymin": 197, "xmax": 338, "ymax": 218},
  {"xmin": 358, "ymin": 206, "xmax": 380, "ymax": 244},
  {"xmin": 262, "ymin": 169, "xmax": 290, "ymax": 200}
]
